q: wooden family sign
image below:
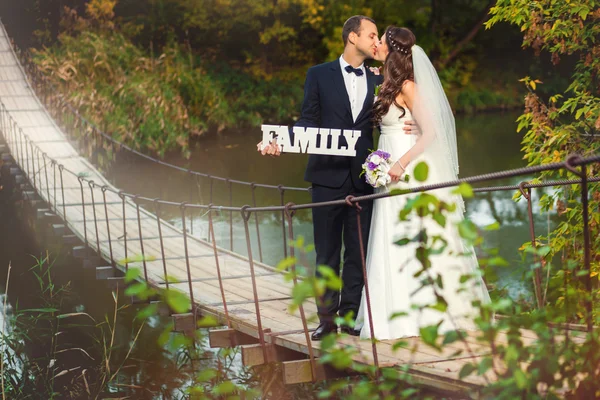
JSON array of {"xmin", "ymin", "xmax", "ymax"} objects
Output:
[{"xmin": 260, "ymin": 125, "xmax": 361, "ymax": 156}]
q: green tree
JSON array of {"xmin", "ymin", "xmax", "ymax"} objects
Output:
[
  {"xmin": 487, "ymin": 2, "xmax": 599, "ymax": 321},
  {"xmin": 117, "ymin": 0, "xmax": 323, "ymax": 79}
]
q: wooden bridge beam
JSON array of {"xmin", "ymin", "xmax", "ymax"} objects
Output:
[
  {"xmin": 241, "ymin": 343, "xmax": 306, "ymax": 367},
  {"xmin": 20, "ymin": 189, "xmax": 45, "ymax": 208},
  {"xmin": 209, "ymin": 328, "xmax": 258, "ymax": 348},
  {"xmin": 36, "ymin": 208, "xmax": 51, "ymax": 219},
  {"xmin": 22, "ymin": 190, "xmax": 36, "ymax": 201},
  {"xmin": 52, "ymin": 224, "xmax": 66, "ymax": 236},
  {"xmin": 151, "ymin": 301, "xmax": 171, "ymax": 316},
  {"xmin": 282, "ymin": 359, "xmax": 360, "ymax": 385},
  {"xmin": 96, "ymin": 266, "xmax": 115, "ymax": 280},
  {"xmin": 62, "ymin": 235, "xmax": 80, "ymax": 245},
  {"xmin": 72, "ymin": 245, "xmax": 88, "ymax": 258},
  {"xmin": 36, "ymin": 209, "xmax": 61, "ymax": 224},
  {"xmin": 105, "ymin": 277, "xmax": 125, "ymax": 290},
  {"xmin": 172, "ymin": 313, "xmax": 196, "ymax": 334}
]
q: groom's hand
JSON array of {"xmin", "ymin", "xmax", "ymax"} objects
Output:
[
  {"xmin": 403, "ymin": 120, "xmax": 420, "ymax": 135},
  {"xmin": 257, "ymin": 138, "xmax": 281, "ymax": 156}
]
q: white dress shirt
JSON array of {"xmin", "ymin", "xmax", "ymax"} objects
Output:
[{"xmin": 339, "ymin": 55, "xmax": 367, "ymax": 122}]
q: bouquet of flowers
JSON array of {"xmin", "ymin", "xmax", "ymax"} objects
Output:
[{"xmin": 361, "ymin": 149, "xmax": 393, "ymax": 188}]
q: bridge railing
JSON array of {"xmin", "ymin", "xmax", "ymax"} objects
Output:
[{"xmin": 2, "ymin": 94, "xmax": 599, "ymax": 377}]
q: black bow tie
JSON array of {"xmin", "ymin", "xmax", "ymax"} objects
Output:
[{"xmin": 344, "ymin": 65, "xmax": 364, "ymax": 76}]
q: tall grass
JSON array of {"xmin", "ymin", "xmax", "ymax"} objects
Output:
[{"xmin": 0, "ymin": 254, "xmax": 147, "ymax": 398}]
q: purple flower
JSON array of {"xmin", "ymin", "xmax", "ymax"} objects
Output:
[
  {"xmin": 374, "ymin": 149, "xmax": 390, "ymax": 159},
  {"xmin": 368, "ymin": 162, "xmax": 377, "ymax": 170}
]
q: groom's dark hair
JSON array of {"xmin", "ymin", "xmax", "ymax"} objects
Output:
[{"xmin": 342, "ymin": 15, "xmax": 376, "ymax": 46}]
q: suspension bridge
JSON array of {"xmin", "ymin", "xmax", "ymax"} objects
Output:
[{"xmin": 0, "ymin": 20, "xmax": 597, "ymax": 397}]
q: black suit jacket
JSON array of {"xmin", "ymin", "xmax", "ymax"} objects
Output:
[{"xmin": 294, "ymin": 60, "xmax": 384, "ymax": 191}]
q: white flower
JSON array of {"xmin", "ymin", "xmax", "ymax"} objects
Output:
[
  {"xmin": 376, "ymin": 176, "xmax": 388, "ymax": 187},
  {"xmin": 369, "ymin": 154, "xmax": 381, "ymax": 165},
  {"xmin": 378, "ymin": 162, "xmax": 391, "ymax": 174},
  {"xmin": 368, "ymin": 171, "xmax": 378, "ymax": 184}
]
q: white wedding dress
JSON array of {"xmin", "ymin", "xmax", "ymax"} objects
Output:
[{"xmin": 356, "ymin": 104, "xmax": 491, "ymax": 340}]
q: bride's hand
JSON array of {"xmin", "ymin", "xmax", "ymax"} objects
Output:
[
  {"xmin": 369, "ymin": 66, "xmax": 382, "ymax": 75},
  {"xmin": 388, "ymin": 160, "xmax": 406, "ymax": 182}
]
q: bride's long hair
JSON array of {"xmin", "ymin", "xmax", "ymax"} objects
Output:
[{"xmin": 373, "ymin": 27, "xmax": 416, "ymax": 125}]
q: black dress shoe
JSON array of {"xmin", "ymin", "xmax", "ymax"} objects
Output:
[
  {"xmin": 311, "ymin": 322, "xmax": 337, "ymax": 340},
  {"xmin": 340, "ymin": 326, "xmax": 360, "ymax": 336}
]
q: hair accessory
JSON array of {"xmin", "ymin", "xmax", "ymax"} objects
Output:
[{"xmin": 387, "ymin": 30, "xmax": 411, "ymax": 55}]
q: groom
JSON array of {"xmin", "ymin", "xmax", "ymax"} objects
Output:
[{"xmin": 261, "ymin": 15, "xmax": 383, "ymax": 339}]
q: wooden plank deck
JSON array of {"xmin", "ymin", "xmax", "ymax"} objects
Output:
[{"xmin": 0, "ymin": 22, "xmax": 588, "ymax": 395}]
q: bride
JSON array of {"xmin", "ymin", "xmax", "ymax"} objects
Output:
[{"xmin": 356, "ymin": 26, "xmax": 491, "ymax": 340}]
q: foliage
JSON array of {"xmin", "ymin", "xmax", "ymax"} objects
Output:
[
  {"xmin": 276, "ymin": 165, "xmax": 599, "ymax": 398},
  {"xmin": 119, "ymin": 0, "xmax": 514, "ymax": 107},
  {"xmin": 129, "ymin": 0, "xmax": 322, "ymax": 78},
  {"xmin": 487, "ymin": 1, "xmax": 600, "ymax": 323},
  {"xmin": 32, "ymin": 4, "xmax": 304, "ymax": 157},
  {"xmin": 1, "ymin": 253, "xmax": 273, "ymax": 398},
  {"xmin": 6, "ymin": 0, "xmax": 514, "ymax": 81},
  {"xmin": 33, "ymin": 29, "xmax": 228, "ymax": 158},
  {"xmin": 123, "ymin": 0, "xmax": 496, "ymax": 76},
  {"xmin": 121, "ymin": 262, "xmax": 265, "ymax": 399},
  {"xmin": 0, "ymin": 254, "xmax": 146, "ymax": 398}
]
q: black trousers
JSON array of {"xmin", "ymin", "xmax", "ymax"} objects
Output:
[{"xmin": 311, "ymin": 175, "xmax": 373, "ymax": 323}]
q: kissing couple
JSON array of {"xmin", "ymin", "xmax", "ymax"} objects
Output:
[{"xmin": 259, "ymin": 15, "xmax": 490, "ymax": 341}]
